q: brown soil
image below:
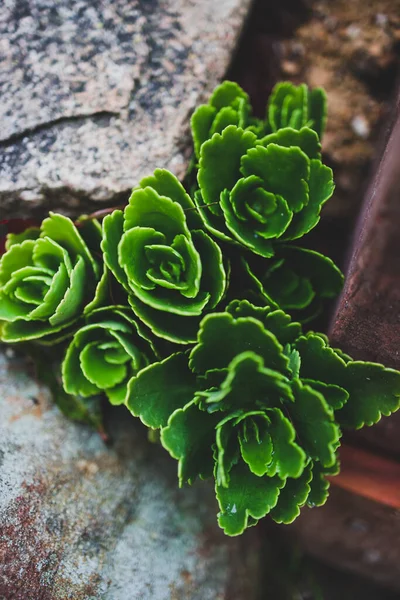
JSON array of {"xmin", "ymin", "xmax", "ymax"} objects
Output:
[{"xmin": 230, "ymin": 0, "xmax": 400, "ymax": 220}]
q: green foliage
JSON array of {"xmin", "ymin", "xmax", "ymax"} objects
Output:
[
  {"xmin": 239, "ymin": 245, "xmax": 344, "ymax": 322},
  {"xmin": 2, "ymin": 79, "xmax": 399, "ymax": 540},
  {"xmin": 126, "ymin": 300, "xmax": 400, "ymax": 535},
  {"xmin": 295, "ymin": 333, "xmax": 400, "ymax": 428},
  {"xmin": 267, "ymin": 82, "xmax": 327, "ymax": 139},
  {"xmin": 62, "ymin": 306, "xmax": 157, "ymax": 405},
  {"xmin": 0, "ymin": 213, "xmax": 104, "ymax": 343},
  {"xmin": 101, "ymin": 169, "xmax": 227, "ymax": 343},
  {"xmin": 190, "ymin": 81, "xmax": 327, "ymax": 157},
  {"xmin": 191, "ymin": 81, "xmax": 259, "ymax": 159},
  {"xmin": 196, "ymin": 125, "xmax": 334, "ymax": 258}
]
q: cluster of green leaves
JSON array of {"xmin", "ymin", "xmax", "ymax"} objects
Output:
[
  {"xmin": 126, "ymin": 300, "xmax": 400, "ymax": 535},
  {"xmin": 189, "ymin": 81, "xmax": 341, "ymax": 320},
  {"xmin": 101, "ymin": 169, "xmax": 227, "ymax": 344},
  {"xmin": 0, "ymin": 214, "xmax": 105, "ymax": 343},
  {"xmin": 1, "ymin": 81, "xmax": 399, "ymax": 536},
  {"xmin": 191, "ymin": 81, "xmax": 327, "ymax": 158},
  {"xmin": 62, "ymin": 306, "xmax": 157, "ymax": 406}
]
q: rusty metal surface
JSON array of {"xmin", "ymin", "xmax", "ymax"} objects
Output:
[{"xmin": 0, "ymin": 349, "xmax": 261, "ymax": 599}]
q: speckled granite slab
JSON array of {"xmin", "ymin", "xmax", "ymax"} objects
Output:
[{"xmin": 0, "ymin": 0, "xmax": 252, "ymax": 217}]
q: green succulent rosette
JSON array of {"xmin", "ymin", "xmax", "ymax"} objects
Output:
[
  {"xmin": 126, "ymin": 299, "xmax": 400, "ymax": 536},
  {"xmin": 191, "ymin": 81, "xmax": 262, "ymax": 159},
  {"xmin": 1, "ymin": 77, "xmax": 399, "ymax": 542},
  {"xmin": 190, "ymin": 81, "xmax": 325, "ymax": 163},
  {"xmin": 62, "ymin": 306, "xmax": 156, "ymax": 405},
  {"xmin": 196, "ymin": 125, "xmax": 334, "ymax": 258},
  {"xmin": 237, "ymin": 245, "xmax": 344, "ymax": 322},
  {"xmin": 267, "ymin": 82, "xmax": 327, "ymax": 140},
  {"xmin": 0, "ymin": 213, "xmax": 105, "ymax": 343},
  {"xmin": 101, "ymin": 169, "xmax": 227, "ymax": 344}
]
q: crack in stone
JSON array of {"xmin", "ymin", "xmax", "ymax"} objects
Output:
[{"xmin": 0, "ymin": 111, "xmax": 120, "ymax": 148}]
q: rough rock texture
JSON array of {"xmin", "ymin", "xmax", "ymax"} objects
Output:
[
  {"xmin": 0, "ymin": 0, "xmax": 252, "ymax": 217},
  {"xmin": 0, "ymin": 349, "xmax": 261, "ymax": 599}
]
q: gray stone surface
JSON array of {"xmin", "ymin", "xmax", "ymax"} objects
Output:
[
  {"xmin": 0, "ymin": 0, "xmax": 252, "ymax": 217},
  {"xmin": 0, "ymin": 348, "xmax": 261, "ymax": 599}
]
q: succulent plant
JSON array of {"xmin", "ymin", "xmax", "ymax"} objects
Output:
[
  {"xmin": 190, "ymin": 81, "xmax": 327, "ymax": 160},
  {"xmin": 191, "ymin": 81, "xmax": 262, "ymax": 160},
  {"xmin": 195, "ymin": 125, "xmax": 334, "ymax": 258},
  {"xmin": 238, "ymin": 245, "xmax": 344, "ymax": 322},
  {"xmin": 1, "ymin": 79, "xmax": 399, "ymax": 540},
  {"xmin": 126, "ymin": 300, "xmax": 400, "ymax": 535},
  {"xmin": 0, "ymin": 213, "xmax": 104, "ymax": 344},
  {"xmin": 267, "ymin": 81, "xmax": 327, "ymax": 140},
  {"xmin": 62, "ymin": 306, "xmax": 157, "ymax": 405},
  {"xmin": 101, "ymin": 169, "xmax": 227, "ymax": 344}
]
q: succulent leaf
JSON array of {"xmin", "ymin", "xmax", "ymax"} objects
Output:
[
  {"xmin": 259, "ymin": 127, "xmax": 321, "ymax": 159},
  {"xmin": 189, "ymin": 312, "xmax": 287, "ymax": 374},
  {"xmin": 127, "ymin": 294, "xmax": 200, "ymax": 344},
  {"xmin": 0, "ymin": 213, "xmax": 103, "ymax": 343},
  {"xmin": 295, "ymin": 333, "xmax": 400, "ymax": 427},
  {"xmin": 197, "ymin": 125, "xmax": 333, "ymax": 257},
  {"xmin": 270, "ymin": 463, "xmax": 313, "ymax": 524},
  {"xmin": 307, "ymin": 459, "xmax": 340, "ymax": 507},
  {"xmin": 102, "ymin": 170, "xmax": 227, "ymax": 343},
  {"xmin": 126, "ymin": 352, "xmax": 197, "ymax": 428},
  {"xmin": 226, "ymin": 299, "xmax": 302, "ymax": 345},
  {"xmin": 238, "ymin": 413, "xmax": 274, "ymax": 477},
  {"xmin": 198, "ymin": 126, "xmax": 257, "ymax": 215},
  {"xmin": 5, "ymin": 227, "xmax": 40, "ymax": 249},
  {"xmin": 281, "ymin": 160, "xmax": 334, "ymax": 241},
  {"xmin": 191, "ymin": 81, "xmax": 252, "ymax": 158},
  {"xmin": 161, "ymin": 399, "xmax": 220, "ymax": 485},
  {"xmin": 264, "ymin": 407, "xmax": 306, "ymax": 479},
  {"xmin": 289, "ymin": 380, "xmax": 340, "ymax": 467},
  {"xmin": 337, "ymin": 362, "xmax": 400, "ymax": 428},
  {"xmin": 216, "ymin": 462, "xmax": 285, "ymax": 536},
  {"xmin": 267, "ymin": 82, "xmax": 327, "ymax": 139},
  {"xmin": 62, "ymin": 306, "xmax": 155, "ymax": 405},
  {"xmin": 196, "ymin": 351, "xmax": 293, "ymax": 413}
]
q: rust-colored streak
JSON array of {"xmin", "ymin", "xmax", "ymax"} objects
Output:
[
  {"xmin": 0, "ymin": 479, "xmax": 60, "ymax": 600},
  {"xmin": 329, "ymin": 444, "xmax": 400, "ymax": 509}
]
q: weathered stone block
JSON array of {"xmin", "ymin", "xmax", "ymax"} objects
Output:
[{"xmin": 0, "ymin": 0, "xmax": 252, "ymax": 217}]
